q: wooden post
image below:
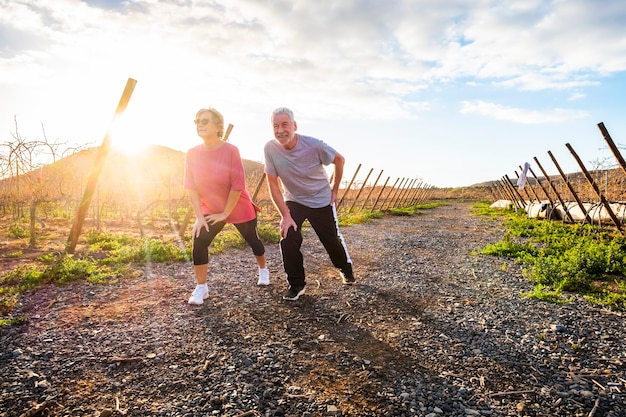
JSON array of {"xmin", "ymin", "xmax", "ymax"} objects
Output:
[
  {"xmin": 398, "ymin": 178, "xmax": 417, "ymax": 207},
  {"xmin": 371, "ymin": 176, "xmax": 390, "ymax": 211},
  {"xmin": 349, "ymin": 167, "xmax": 373, "ymax": 212},
  {"xmin": 337, "ymin": 163, "xmax": 361, "ymax": 209},
  {"xmin": 504, "ymin": 175, "xmax": 526, "ymax": 208},
  {"xmin": 360, "ymin": 169, "xmax": 383, "ymax": 211},
  {"xmin": 566, "ymin": 143, "xmax": 623, "ymax": 233},
  {"xmin": 388, "ymin": 177, "xmax": 407, "ymax": 209},
  {"xmin": 393, "ymin": 178, "xmax": 412, "ymax": 208},
  {"xmin": 66, "ymin": 78, "xmax": 137, "ymax": 253},
  {"xmin": 497, "ymin": 178, "xmax": 517, "ymax": 207},
  {"xmin": 547, "ymin": 150, "xmax": 591, "ymax": 224},
  {"xmin": 534, "ymin": 156, "xmax": 574, "ymax": 223},
  {"xmin": 381, "ymin": 177, "xmax": 400, "ymax": 210},
  {"xmin": 252, "ymin": 172, "xmax": 267, "ymax": 202},
  {"xmin": 598, "ymin": 122, "xmax": 626, "ymax": 177},
  {"xmin": 407, "ymin": 181, "xmax": 423, "ymax": 207},
  {"xmin": 528, "ymin": 166, "xmax": 554, "ymax": 205}
]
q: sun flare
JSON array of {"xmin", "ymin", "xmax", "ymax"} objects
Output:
[{"xmin": 108, "ymin": 114, "xmax": 150, "ymax": 155}]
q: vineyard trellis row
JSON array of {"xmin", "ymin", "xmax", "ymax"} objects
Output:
[
  {"xmin": 0, "ymin": 76, "xmax": 442, "ymax": 254},
  {"xmin": 177, "ymin": 165, "xmax": 434, "ymax": 237},
  {"xmin": 0, "ymin": 125, "xmax": 435, "ymax": 251},
  {"xmin": 492, "ymin": 122, "xmax": 626, "ymax": 234}
]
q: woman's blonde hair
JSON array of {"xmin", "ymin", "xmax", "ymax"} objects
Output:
[{"xmin": 196, "ymin": 107, "xmax": 225, "ymax": 138}]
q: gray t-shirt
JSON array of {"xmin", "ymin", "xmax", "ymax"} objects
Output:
[{"xmin": 264, "ymin": 134, "xmax": 337, "ymax": 208}]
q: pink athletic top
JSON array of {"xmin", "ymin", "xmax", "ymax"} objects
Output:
[{"xmin": 184, "ymin": 142, "xmax": 256, "ymax": 224}]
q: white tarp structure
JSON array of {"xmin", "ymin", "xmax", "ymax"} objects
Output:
[
  {"xmin": 586, "ymin": 202, "xmax": 626, "ymax": 223},
  {"xmin": 491, "ymin": 199, "xmax": 626, "ymax": 225},
  {"xmin": 490, "ymin": 200, "xmax": 513, "ymax": 209},
  {"xmin": 524, "ymin": 201, "xmax": 556, "ymax": 219}
]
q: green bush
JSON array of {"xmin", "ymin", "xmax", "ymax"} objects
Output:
[
  {"xmin": 8, "ymin": 222, "xmax": 28, "ymax": 239},
  {"xmin": 477, "ymin": 203, "xmax": 626, "ymax": 311}
]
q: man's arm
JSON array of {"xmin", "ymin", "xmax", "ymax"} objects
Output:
[
  {"xmin": 267, "ymin": 173, "xmax": 297, "ymax": 238},
  {"xmin": 330, "ymin": 152, "xmax": 345, "ymax": 205}
]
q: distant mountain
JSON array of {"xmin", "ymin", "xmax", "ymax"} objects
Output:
[{"xmin": 0, "ymin": 144, "xmax": 265, "ymax": 205}]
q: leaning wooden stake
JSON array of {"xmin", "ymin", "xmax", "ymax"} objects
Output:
[
  {"xmin": 528, "ymin": 166, "xmax": 554, "ymax": 205},
  {"xmin": 407, "ymin": 181, "xmax": 424, "ymax": 207},
  {"xmin": 252, "ymin": 172, "xmax": 267, "ymax": 202},
  {"xmin": 566, "ymin": 143, "xmax": 623, "ymax": 234},
  {"xmin": 504, "ymin": 175, "xmax": 526, "ymax": 208},
  {"xmin": 400, "ymin": 178, "xmax": 415, "ymax": 207},
  {"xmin": 498, "ymin": 178, "xmax": 518, "ymax": 207},
  {"xmin": 360, "ymin": 169, "xmax": 383, "ymax": 210},
  {"xmin": 337, "ymin": 163, "xmax": 361, "ymax": 209},
  {"xmin": 66, "ymin": 78, "xmax": 137, "ymax": 253},
  {"xmin": 548, "ymin": 150, "xmax": 591, "ymax": 225},
  {"xmin": 598, "ymin": 122, "xmax": 626, "ymax": 177},
  {"xmin": 387, "ymin": 177, "xmax": 407, "ymax": 209},
  {"xmin": 534, "ymin": 156, "xmax": 575, "ymax": 223},
  {"xmin": 371, "ymin": 176, "xmax": 391, "ymax": 211},
  {"xmin": 349, "ymin": 167, "xmax": 373, "ymax": 212}
]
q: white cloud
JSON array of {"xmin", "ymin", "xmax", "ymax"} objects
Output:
[
  {"xmin": 568, "ymin": 92, "xmax": 586, "ymax": 101},
  {"xmin": 3, "ymin": 0, "xmax": 626, "ymax": 99},
  {"xmin": 460, "ymin": 100, "xmax": 589, "ymax": 124},
  {"xmin": 0, "ymin": 0, "xmax": 625, "ymax": 187}
]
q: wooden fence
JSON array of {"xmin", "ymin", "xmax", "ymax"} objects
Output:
[
  {"xmin": 492, "ymin": 122, "xmax": 626, "ymax": 234},
  {"xmin": 247, "ymin": 166, "xmax": 434, "ymax": 215}
]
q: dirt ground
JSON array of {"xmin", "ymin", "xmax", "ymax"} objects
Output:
[{"xmin": 1, "ymin": 202, "xmax": 624, "ymax": 417}]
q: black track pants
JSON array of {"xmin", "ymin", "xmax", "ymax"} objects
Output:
[{"xmin": 281, "ymin": 201, "xmax": 352, "ymax": 287}]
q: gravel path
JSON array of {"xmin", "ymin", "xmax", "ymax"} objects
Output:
[{"xmin": 1, "ymin": 202, "xmax": 624, "ymax": 416}]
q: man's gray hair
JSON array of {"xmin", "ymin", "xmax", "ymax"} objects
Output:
[{"xmin": 271, "ymin": 107, "xmax": 294, "ymax": 123}]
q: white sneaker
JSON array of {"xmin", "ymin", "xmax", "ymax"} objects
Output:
[
  {"xmin": 188, "ymin": 285, "xmax": 209, "ymax": 305},
  {"xmin": 257, "ymin": 268, "xmax": 270, "ymax": 286}
]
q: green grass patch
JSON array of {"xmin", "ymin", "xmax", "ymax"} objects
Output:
[
  {"xmin": 0, "ymin": 315, "xmax": 28, "ymax": 327},
  {"xmin": 388, "ymin": 202, "xmax": 446, "ymax": 217},
  {"xmin": 0, "ymin": 253, "xmax": 119, "ymax": 317},
  {"xmin": 2, "ymin": 250, "xmax": 23, "ymax": 258},
  {"xmin": 338, "ymin": 210, "xmax": 384, "ymax": 226},
  {"xmin": 8, "ymin": 221, "xmax": 28, "ymax": 239},
  {"xmin": 257, "ymin": 222, "xmax": 281, "ymax": 243},
  {"xmin": 476, "ymin": 202, "xmax": 626, "ymax": 311},
  {"xmin": 471, "ymin": 201, "xmax": 521, "ymax": 218}
]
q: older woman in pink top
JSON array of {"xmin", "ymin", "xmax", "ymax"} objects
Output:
[{"xmin": 184, "ymin": 107, "xmax": 269, "ymax": 305}]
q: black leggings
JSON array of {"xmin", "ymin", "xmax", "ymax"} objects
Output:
[{"xmin": 192, "ymin": 216, "xmax": 265, "ymax": 265}]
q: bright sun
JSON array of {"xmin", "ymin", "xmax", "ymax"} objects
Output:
[{"xmin": 108, "ymin": 113, "xmax": 150, "ymax": 155}]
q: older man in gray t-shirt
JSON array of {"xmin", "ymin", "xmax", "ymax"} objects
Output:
[{"xmin": 264, "ymin": 107, "xmax": 355, "ymax": 301}]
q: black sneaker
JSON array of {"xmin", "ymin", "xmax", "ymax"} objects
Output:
[
  {"xmin": 283, "ymin": 286, "xmax": 305, "ymax": 300},
  {"xmin": 340, "ymin": 268, "xmax": 355, "ymax": 285}
]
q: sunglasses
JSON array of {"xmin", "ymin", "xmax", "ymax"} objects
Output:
[{"xmin": 194, "ymin": 118, "xmax": 212, "ymax": 126}]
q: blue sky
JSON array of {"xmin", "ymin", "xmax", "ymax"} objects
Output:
[{"xmin": 1, "ymin": 0, "xmax": 625, "ymax": 187}]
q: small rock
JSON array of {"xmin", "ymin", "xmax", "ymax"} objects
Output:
[
  {"xmin": 579, "ymin": 390, "xmax": 594, "ymax": 399},
  {"xmin": 99, "ymin": 409, "xmax": 113, "ymax": 417},
  {"xmin": 326, "ymin": 405, "xmax": 341, "ymax": 416}
]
